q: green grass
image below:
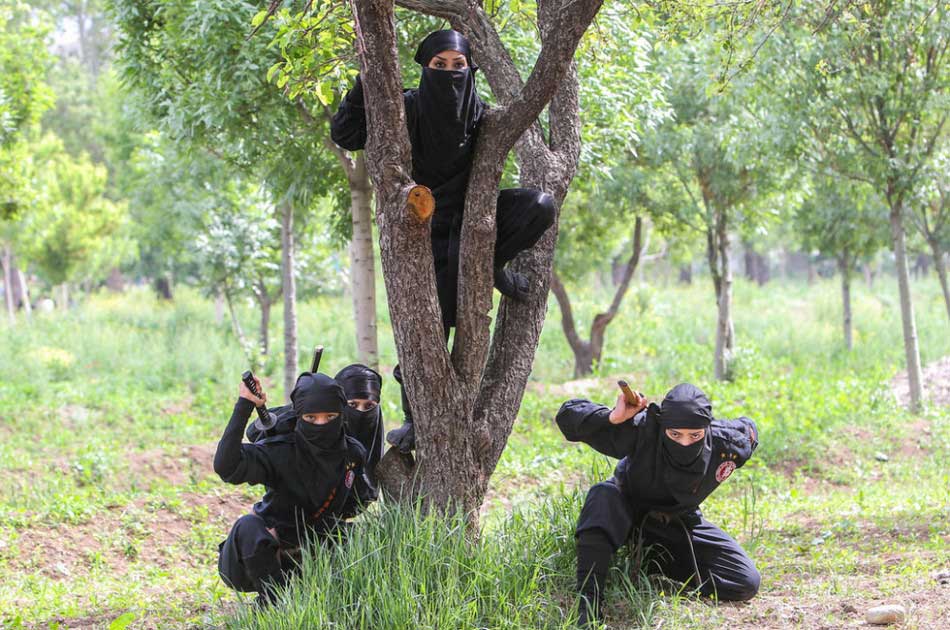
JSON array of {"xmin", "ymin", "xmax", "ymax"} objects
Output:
[{"xmin": 0, "ymin": 274, "xmax": 948, "ymax": 628}]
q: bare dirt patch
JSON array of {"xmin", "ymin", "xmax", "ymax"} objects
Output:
[
  {"xmin": 892, "ymin": 355, "xmax": 950, "ymax": 408},
  {"xmin": 124, "ymin": 442, "xmax": 218, "ymax": 489},
  {"xmin": 7, "ymin": 487, "xmax": 249, "ymax": 581}
]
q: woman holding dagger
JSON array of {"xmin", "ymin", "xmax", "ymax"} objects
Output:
[{"xmin": 556, "ymin": 381, "xmax": 761, "ymax": 626}]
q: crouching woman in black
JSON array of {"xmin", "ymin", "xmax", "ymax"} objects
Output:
[
  {"xmin": 557, "ymin": 383, "xmax": 760, "ymax": 626},
  {"xmin": 214, "ymin": 372, "xmax": 374, "ymax": 605}
]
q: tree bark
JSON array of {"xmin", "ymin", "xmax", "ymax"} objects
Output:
[
  {"xmin": 837, "ymin": 250, "xmax": 853, "ymax": 351},
  {"xmin": 551, "ymin": 218, "xmax": 645, "ymax": 377},
  {"xmin": 223, "ymin": 286, "xmax": 250, "ymax": 352},
  {"xmin": 59, "ymin": 283, "xmax": 70, "ymax": 311},
  {"xmin": 154, "ymin": 275, "xmax": 173, "ymax": 300},
  {"xmin": 713, "ymin": 207, "xmax": 734, "ymax": 380},
  {"xmin": 928, "ymin": 236, "xmax": 950, "ymax": 324},
  {"xmin": 106, "ymin": 267, "xmax": 125, "ymax": 292},
  {"xmin": 255, "ymin": 278, "xmax": 272, "ymax": 356},
  {"xmin": 1, "ymin": 244, "xmax": 14, "ymax": 324},
  {"xmin": 15, "ymin": 267, "xmax": 31, "ymax": 318},
  {"xmin": 889, "ymin": 203, "xmax": 924, "ymax": 411},
  {"xmin": 358, "ymin": 0, "xmax": 602, "ymax": 521},
  {"xmin": 214, "ymin": 289, "xmax": 225, "ymax": 326},
  {"xmin": 347, "ymin": 154, "xmax": 379, "ymax": 368},
  {"xmin": 678, "ymin": 264, "xmax": 692, "ymax": 284},
  {"xmin": 280, "ymin": 199, "xmax": 298, "ymax": 403}
]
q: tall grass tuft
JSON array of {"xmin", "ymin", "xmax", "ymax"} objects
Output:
[{"xmin": 228, "ymin": 495, "xmax": 586, "ymax": 630}]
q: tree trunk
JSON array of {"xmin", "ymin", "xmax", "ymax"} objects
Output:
[
  {"xmin": 59, "ymin": 283, "xmax": 70, "ymax": 311},
  {"xmin": 713, "ymin": 208, "xmax": 734, "ymax": 380},
  {"xmin": 256, "ymin": 280, "xmax": 272, "ymax": 356},
  {"xmin": 223, "ymin": 287, "xmax": 250, "ymax": 353},
  {"xmin": 361, "ymin": 0, "xmax": 603, "ymax": 521},
  {"xmin": 1, "ymin": 244, "xmax": 14, "ymax": 324},
  {"xmin": 837, "ymin": 251, "xmax": 853, "ymax": 351},
  {"xmin": 154, "ymin": 275, "xmax": 173, "ymax": 300},
  {"xmin": 928, "ymin": 237, "xmax": 950, "ymax": 324},
  {"xmin": 678, "ymin": 264, "xmax": 692, "ymax": 284},
  {"xmin": 550, "ymin": 218, "xmax": 645, "ymax": 377},
  {"xmin": 550, "ymin": 270, "xmax": 594, "ymax": 378},
  {"xmin": 863, "ymin": 262, "xmax": 874, "ymax": 289},
  {"xmin": 214, "ymin": 290, "xmax": 225, "ymax": 326},
  {"xmin": 15, "ymin": 267, "xmax": 31, "ymax": 318},
  {"xmin": 281, "ymin": 199, "xmax": 298, "ymax": 403},
  {"xmin": 347, "ymin": 154, "xmax": 380, "ymax": 369},
  {"xmin": 889, "ymin": 204, "xmax": 924, "ymax": 411}
]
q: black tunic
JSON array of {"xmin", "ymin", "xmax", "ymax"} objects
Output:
[
  {"xmin": 556, "ymin": 399, "xmax": 759, "ymax": 517},
  {"xmin": 214, "ymin": 398, "xmax": 373, "ymax": 547}
]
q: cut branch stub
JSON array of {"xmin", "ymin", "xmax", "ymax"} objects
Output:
[{"xmin": 407, "ymin": 185, "xmax": 435, "ymax": 222}]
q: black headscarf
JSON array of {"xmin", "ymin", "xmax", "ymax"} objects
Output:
[
  {"xmin": 410, "ymin": 30, "xmax": 484, "ymax": 189},
  {"xmin": 289, "ymin": 372, "xmax": 349, "ymax": 508},
  {"xmin": 656, "ymin": 383, "xmax": 713, "ymax": 503},
  {"xmin": 335, "ymin": 364, "xmax": 384, "ymax": 480},
  {"xmin": 413, "ymin": 29, "xmax": 477, "ymax": 69}
]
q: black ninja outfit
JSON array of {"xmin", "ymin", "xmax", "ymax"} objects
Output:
[
  {"xmin": 557, "ymin": 383, "xmax": 760, "ymax": 625},
  {"xmin": 214, "ymin": 373, "xmax": 374, "ymax": 604},
  {"xmin": 331, "ymin": 30, "xmax": 556, "ymax": 453},
  {"xmin": 334, "ymin": 363, "xmax": 385, "ymax": 485}
]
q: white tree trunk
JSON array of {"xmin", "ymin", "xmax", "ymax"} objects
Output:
[
  {"xmin": 838, "ymin": 253, "xmax": 853, "ymax": 351},
  {"xmin": 1, "ymin": 244, "xmax": 14, "ymax": 324},
  {"xmin": 15, "ymin": 267, "xmax": 31, "ymax": 318},
  {"xmin": 59, "ymin": 283, "xmax": 70, "ymax": 311},
  {"xmin": 214, "ymin": 290, "xmax": 225, "ymax": 326},
  {"xmin": 889, "ymin": 206, "xmax": 924, "ymax": 411},
  {"xmin": 348, "ymin": 154, "xmax": 379, "ymax": 369},
  {"xmin": 281, "ymin": 199, "xmax": 298, "ymax": 403},
  {"xmin": 714, "ymin": 211, "xmax": 734, "ymax": 380}
]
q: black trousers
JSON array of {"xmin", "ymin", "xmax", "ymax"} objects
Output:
[
  {"xmin": 575, "ymin": 479, "xmax": 760, "ymax": 603},
  {"xmin": 218, "ymin": 514, "xmax": 295, "ymax": 596},
  {"xmin": 432, "ymin": 187, "xmax": 555, "ymax": 329}
]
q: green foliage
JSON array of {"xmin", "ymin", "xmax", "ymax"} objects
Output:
[
  {"xmin": 796, "ymin": 176, "xmax": 888, "ymax": 268},
  {"xmin": 18, "ymin": 134, "xmax": 132, "ymax": 285}
]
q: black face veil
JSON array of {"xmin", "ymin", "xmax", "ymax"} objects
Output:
[
  {"xmin": 412, "ymin": 30, "xmax": 482, "ymax": 173},
  {"xmin": 335, "ymin": 364, "xmax": 383, "ymax": 457},
  {"xmin": 288, "ymin": 372, "xmax": 348, "ymax": 507},
  {"xmin": 656, "ymin": 383, "xmax": 714, "ymax": 503}
]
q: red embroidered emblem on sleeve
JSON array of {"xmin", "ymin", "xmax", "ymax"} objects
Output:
[
  {"xmin": 716, "ymin": 461, "xmax": 736, "ymax": 482},
  {"xmin": 345, "ymin": 470, "xmax": 355, "ymax": 488}
]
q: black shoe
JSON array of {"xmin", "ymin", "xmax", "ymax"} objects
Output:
[
  {"xmin": 386, "ymin": 421, "xmax": 415, "ymax": 454},
  {"xmin": 494, "ymin": 267, "xmax": 530, "ymax": 302}
]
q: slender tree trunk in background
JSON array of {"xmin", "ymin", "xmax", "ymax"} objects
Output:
[
  {"xmin": 888, "ymin": 201, "xmax": 924, "ymax": 411},
  {"xmin": 15, "ymin": 267, "xmax": 31, "ymax": 318},
  {"xmin": 928, "ymin": 237, "xmax": 950, "ymax": 324},
  {"xmin": 59, "ymin": 283, "xmax": 70, "ymax": 311},
  {"xmin": 678, "ymin": 264, "xmax": 692, "ymax": 284},
  {"xmin": 281, "ymin": 199, "xmax": 298, "ymax": 403},
  {"xmin": 550, "ymin": 270, "xmax": 594, "ymax": 377},
  {"xmin": 713, "ymin": 208, "xmax": 734, "ymax": 380},
  {"xmin": 550, "ymin": 218, "xmax": 645, "ymax": 377},
  {"xmin": 154, "ymin": 275, "xmax": 173, "ymax": 300},
  {"xmin": 837, "ymin": 250, "xmax": 853, "ymax": 351},
  {"xmin": 223, "ymin": 287, "xmax": 250, "ymax": 352},
  {"xmin": 348, "ymin": 155, "xmax": 379, "ymax": 368},
  {"xmin": 863, "ymin": 262, "xmax": 874, "ymax": 289},
  {"xmin": 256, "ymin": 280, "xmax": 272, "ymax": 356},
  {"xmin": 807, "ymin": 258, "xmax": 817, "ymax": 284},
  {"xmin": 214, "ymin": 290, "xmax": 225, "ymax": 326},
  {"xmin": 1, "ymin": 244, "xmax": 14, "ymax": 324}
]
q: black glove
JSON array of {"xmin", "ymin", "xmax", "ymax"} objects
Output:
[{"xmin": 386, "ymin": 421, "xmax": 415, "ymax": 454}]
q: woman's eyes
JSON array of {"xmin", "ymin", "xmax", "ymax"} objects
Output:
[{"xmin": 454, "ymin": 62, "xmax": 465, "ymax": 69}]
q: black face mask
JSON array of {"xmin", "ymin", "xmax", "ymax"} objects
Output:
[
  {"xmin": 295, "ymin": 415, "xmax": 344, "ymax": 451},
  {"xmin": 416, "ymin": 67, "xmax": 480, "ymax": 153},
  {"xmin": 662, "ymin": 435, "xmax": 708, "ymax": 468}
]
